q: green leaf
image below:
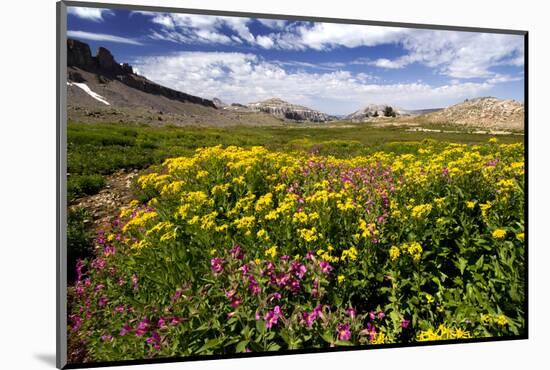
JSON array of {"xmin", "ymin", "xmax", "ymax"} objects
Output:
[
  {"xmin": 256, "ymin": 319, "xmax": 266, "ymax": 335},
  {"xmin": 236, "ymin": 340, "xmax": 249, "ymax": 353},
  {"xmin": 335, "ymin": 340, "xmax": 353, "ymax": 346},
  {"xmin": 267, "ymin": 342, "xmax": 281, "ymax": 351},
  {"xmin": 389, "ymin": 310, "xmax": 401, "ymax": 324},
  {"xmin": 321, "ymin": 330, "xmax": 334, "ymax": 344},
  {"xmin": 474, "ymin": 255, "xmax": 484, "ymax": 270},
  {"xmin": 196, "ymin": 337, "xmax": 225, "ymax": 354},
  {"xmin": 456, "ymin": 257, "xmax": 468, "ymax": 275},
  {"xmin": 279, "ymin": 329, "xmax": 291, "ymax": 345}
]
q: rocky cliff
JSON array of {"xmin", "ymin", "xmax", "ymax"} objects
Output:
[
  {"xmin": 67, "ymin": 39, "xmax": 216, "ymax": 108},
  {"xmin": 247, "ymin": 98, "xmax": 331, "ymax": 122}
]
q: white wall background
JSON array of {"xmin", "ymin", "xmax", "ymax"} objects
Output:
[{"xmin": 0, "ymin": 0, "xmax": 547, "ymax": 369}]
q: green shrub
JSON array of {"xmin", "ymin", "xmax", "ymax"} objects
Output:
[
  {"xmin": 67, "ymin": 208, "xmax": 94, "ymax": 282},
  {"xmin": 68, "ymin": 174, "xmax": 105, "ymax": 201}
]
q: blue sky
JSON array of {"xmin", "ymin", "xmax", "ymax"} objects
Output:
[{"xmin": 67, "ymin": 6, "xmax": 524, "ymax": 115}]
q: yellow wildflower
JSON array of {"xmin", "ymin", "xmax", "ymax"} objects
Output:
[
  {"xmin": 389, "ymin": 246, "xmax": 400, "ymax": 261},
  {"xmin": 411, "ymin": 204, "xmax": 432, "ymax": 219},
  {"xmin": 233, "ymin": 216, "xmax": 255, "ymax": 230},
  {"xmin": 298, "ymin": 227, "xmax": 319, "ymax": 243},
  {"xmin": 232, "ymin": 175, "xmax": 245, "ymax": 185},
  {"xmin": 265, "ymin": 245, "xmax": 278, "ymax": 259},
  {"xmin": 211, "ymin": 183, "xmax": 231, "ymax": 196},
  {"xmin": 257, "ymin": 228, "xmax": 269, "ymax": 240},
  {"xmin": 341, "ymin": 246, "xmax": 358, "ymax": 262},
  {"xmin": 425, "ymin": 293, "xmax": 434, "ymax": 304},
  {"xmin": 407, "ymin": 242, "xmax": 423, "ymax": 262},
  {"xmin": 492, "ymin": 229, "xmax": 507, "ymax": 239},
  {"xmin": 196, "ymin": 170, "xmax": 209, "ymax": 179},
  {"xmin": 495, "ymin": 314, "xmax": 509, "ymax": 326},
  {"xmin": 255, "ymin": 193, "xmax": 273, "ymax": 212},
  {"xmin": 292, "ymin": 212, "xmax": 309, "ymax": 224},
  {"xmin": 370, "ymin": 331, "xmax": 387, "ymax": 344},
  {"xmin": 265, "ymin": 210, "xmax": 280, "ymax": 220}
]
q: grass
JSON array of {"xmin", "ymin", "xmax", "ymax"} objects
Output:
[{"xmin": 67, "ymin": 121, "xmax": 524, "ymax": 202}]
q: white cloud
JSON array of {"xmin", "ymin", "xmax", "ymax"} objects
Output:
[
  {"xmin": 221, "ymin": 17, "xmax": 255, "ymax": 43},
  {"xmin": 194, "ymin": 29, "xmax": 233, "ymax": 44},
  {"xmin": 150, "ymin": 14, "xmax": 175, "ymax": 29},
  {"xmin": 272, "ymin": 60, "xmax": 340, "ymax": 71},
  {"xmin": 67, "ymin": 7, "xmax": 113, "ymax": 22},
  {"xmin": 67, "ymin": 30, "xmax": 143, "ymax": 45},
  {"xmin": 283, "ymin": 23, "xmax": 408, "ymax": 50},
  {"xmin": 486, "ymin": 74, "xmax": 523, "ymax": 84},
  {"xmin": 367, "ymin": 30, "xmax": 524, "ymax": 79},
  {"xmin": 257, "ymin": 19, "xmax": 288, "ymax": 29},
  {"xmin": 135, "ymin": 13, "xmax": 523, "ymax": 80},
  {"xmin": 134, "ymin": 51, "xmax": 503, "ymax": 114},
  {"xmin": 282, "ymin": 27, "xmax": 524, "ymax": 79},
  {"xmin": 256, "ymin": 35, "xmax": 275, "ymax": 49},
  {"xmin": 137, "ymin": 13, "xmax": 297, "ymax": 50},
  {"xmin": 137, "ymin": 12, "xmax": 262, "ymax": 47},
  {"xmin": 370, "ymin": 58, "xmax": 408, "ymax": 69}
]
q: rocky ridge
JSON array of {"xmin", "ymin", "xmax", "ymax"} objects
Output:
[
  {"xmin": 346, "ymin": 104, "xmax": 411, "ymax": 122},
  {"xmin": 67, "ymin": 39, "xmax": 216, "ymax": 109},
  {"xmin": 247, "ymin": 98, "xmax": 332, "ymax": 122},
  {"xmin": 420, "ymin": 97, "xmax": 524, "ymax": 130}
]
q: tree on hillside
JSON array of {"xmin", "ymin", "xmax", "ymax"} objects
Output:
[
  {"xmin": 384, "ymin": 106, "xmax": 397, "ymax": 117},
  {"xmin": 373, "ymin": 110, "xmax": 379, "ymax": 117}
]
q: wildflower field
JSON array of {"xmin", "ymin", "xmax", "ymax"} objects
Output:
[{"xmin": 68, "ymin": 126, "xmax": 525, "ymax": 362}]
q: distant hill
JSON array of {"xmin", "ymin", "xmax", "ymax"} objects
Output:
[
  {"xmin": 418, "ymin": 97, "xmax": 524, "ymax": 130},
  {"xmin": 346, "ymin": 104, "xmax": 412, "ymax": 122},
  {"xmin": 246, "ymin": 98, "xmax": 332, "ymax": 122}
]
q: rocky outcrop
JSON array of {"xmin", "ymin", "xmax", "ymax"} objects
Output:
[
  {"xmin": 95, "ymin": 47, "xmax": 134, "ymax": 75},
  {"xmin": 247, "ymin": 98, "xmax": 331, "ymax": 122},
  {"xmin": 67, "ymin": 39, "xmax": 95, "ymax": 70},
  {"xmin": 346, "ymin": 104, "xmax": 410, "ymax": 122},
  {"xmin": 212, "ymin": 98, "xmax": 227, "ymax": 108},
  {"xmin": 67, "ymin": 39, "xmax": 216, "ymax": 109},
  {"xmin": 67, "ymin": 40, "xmax": 127, "ymax": 76},
  {"xmin": 420, "ymin": 97, "xmax": 524, "ymax": 130}
]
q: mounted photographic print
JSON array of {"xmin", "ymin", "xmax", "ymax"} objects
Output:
[{"xmin": 56, "ymin": 1, "xmax": 527, "ymax": 368}]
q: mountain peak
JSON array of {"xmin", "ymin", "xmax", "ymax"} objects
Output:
[
  {"xmin": 67, "ymin": 38, "xmax": 134, "ymax": 76},
  {"xmin": 248, "ymin": 97, "xmax": 289, "ymax": 105}
]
